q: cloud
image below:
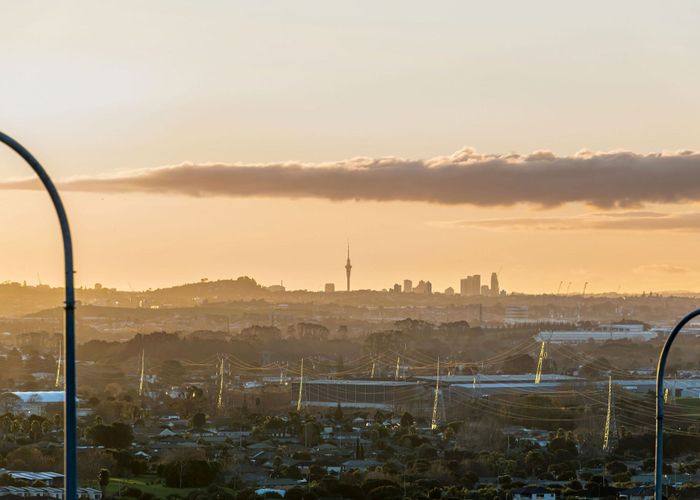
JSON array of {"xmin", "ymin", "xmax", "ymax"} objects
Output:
[
  {"xmin": 633, "ymin": 264, "xmax": 692, "ymax": 275},
  {"xmin": 4, "ymin": 147, "xmax": 700, "ymax": 208},
  {"xmin": 447, "ymin": 211, "xmax": 700, "ymax": 232}
]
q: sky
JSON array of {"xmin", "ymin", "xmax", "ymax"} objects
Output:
[{"xmin": 1, "ymin": 1, "xmax": 700, "ymax": 294}]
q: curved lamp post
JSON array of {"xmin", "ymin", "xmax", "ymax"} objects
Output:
[
  {"xmin": 655, "ymin": 307, "xmax": 700, "ymax": 499},
  {"xmin": 0, "ymin": 132, "xmax": 77, "ymax": 499}
]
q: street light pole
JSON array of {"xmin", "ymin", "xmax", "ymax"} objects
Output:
[
  {"xmin": 654, "ymin": 307, "xmax": 700, "ymax": 500},
  {"xmin": 0, "ymin": 131, "xmax": 77, "ymax": 499}
]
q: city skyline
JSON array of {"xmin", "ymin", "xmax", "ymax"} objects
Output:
[{"xmin": 3, "ymin": 2, "xmax": 700, "ymax": 294}]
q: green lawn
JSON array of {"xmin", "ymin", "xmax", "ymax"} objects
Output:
[
  {"xmin": 105, "ymin": 475, "xmax": 200, "ymax": 498},
  {"xmin": 674, "ymin": 397, "xmax": 700, "ymax": 416}
]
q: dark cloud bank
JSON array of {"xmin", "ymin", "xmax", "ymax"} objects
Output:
[{"xmin": 3, "ymin": 148, "xmax": 700, "ymax": 208}]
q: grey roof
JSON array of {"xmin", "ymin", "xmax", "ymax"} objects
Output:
[
  {"xmin": 303, "ymin": 379, "xmax": 417, "ymax": 387},
  {"xmin": 2, "ymin": 470, "xmax": 64, "ymax": 481},
  {"xmin": 452, "ymin": 382, "xmax": 566, "ymax": 392},
  {"xmin": 417, "ymin": 374, "xmax": 580, "ymax": 383}
]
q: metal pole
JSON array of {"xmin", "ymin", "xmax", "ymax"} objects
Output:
[
  {"xmin": 654, "ymin": 307, "xmax": 700, "ymax": 500},
  {"xmin": 0, "ymin": 132, "xmax": 77, "ymax": 499}
]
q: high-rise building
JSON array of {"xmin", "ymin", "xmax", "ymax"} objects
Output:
[
  {"xmin": 460, "ymin": 275, "xmax": 481, "ymax": 296},
  {"xmin": 403, "ymin": 279, "xmax": 413, "ymax": 293},
  {"xmin": 345, "ymin": 242, "xmax": 352, "ymax": 292},
  {"xmin": 481, "ymin": 284, "xmax": 490, "ymax": 296},
  {"xmin": 444, "ymin": 286, "xmax": 455, "ymax": 295},
  {"xmin": 415, "ymin": 280, "xmax": 432, "ymax": 294},
  {"xmin": 324, "ymin": 283, "xmax": 335, "ymax": 293},
  {"xmin": 491, "ymin": 272, "xmax": 499, "ymax": 296},
  {"xmin": 392, "ymin": 283, "xmax": 402, "ymax": 293}
]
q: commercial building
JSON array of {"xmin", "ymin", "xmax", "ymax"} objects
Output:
[
  {"xmin": 535, "ymin": 324, "xmax": 658, "ymax": 344},
  {"xmin": 490, "ymin": 272, "xmax": 499, "ymax": 296},
  {"xmin": 414, "ymin": 280, "xmax": 432, "ymax": 294},
  {"xmin": 324, "ymin": 283, "xmax": 335, "ymax": 293},
  {"xmin": 460, "ymin": 275, "xmax": 481, "ymax": 296},
  {"xmin": 403, "ymin": 279, "xmax": 413, "ymax": 293}
]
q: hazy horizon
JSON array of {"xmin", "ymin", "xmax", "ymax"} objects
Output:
[{"xmin": 3, "ymin": 1, "xmax": 700, "ymax": 294}]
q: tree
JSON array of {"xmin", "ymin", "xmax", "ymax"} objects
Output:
[
  {"xmin": 240, "ymin": 325, "xmax": 281, "ymax": 342},
  {"xmin": 334, "ymin": 403, "xmax": 344, "ymax": 423},
  {"xmin": 162, "ymin": 459, "xmax": 220, "ymax": 488},
  {"xmin": 98, "ymin": 468, "xmax": 110, "ymax": 498},
  {"xmin": 158, "ymin": 360, "xmax": 186, "ymax": 386},
  {"xmin": 87, "ymin": 422, "xmax": 134, "ymax": 449},
  {"xmin": 191, "ymin": 412, "xmax": 207, "ymax": 430},
  {"xmin": 400, "ymin": 412, "xmax": 415, "ymax": 428},
  {"xmin": 525, "ymin": 450, "xmax": 546, "ymax": 477},
  {"xmin": 416, "ymin": 443, "xmax": 437, "ymax": 460},
  {"xmin": 295, "ymin": 322, "xmax": 329, "ymax": 341},
  {"xmin": 30, "ymin": 420, "xmax": 42, "ymax": 443}
]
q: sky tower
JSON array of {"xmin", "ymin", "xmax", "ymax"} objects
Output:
[{"xmin": 345, "ymin": 242, "xmax": 352, "ymax": 292}]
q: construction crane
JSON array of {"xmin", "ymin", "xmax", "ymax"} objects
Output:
[
  {"xmin": 556, "ymin": 281, "xmax": 563, "ymax": 295},
  {"xmin": 582, "ymin": 281, "xmax": 588, "ymax": 297},
  {"xmin": 565, "ymin": 281, "xmax": 572, "ymax": 294}
]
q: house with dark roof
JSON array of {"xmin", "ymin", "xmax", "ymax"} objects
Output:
[{"xmin": 512, "ymin": 485, "xmax": 557, "ymax": 500}]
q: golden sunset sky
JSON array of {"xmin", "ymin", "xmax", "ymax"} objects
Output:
[{"xmin": 2, "ymin": 1, "xmax": 700, "ymax": 293}]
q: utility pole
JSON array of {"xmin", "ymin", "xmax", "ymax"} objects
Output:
[
  {"xmin": 297, "ymin": 358, "xmax": 304, "ymax": 412},
  {"xmin": 535, "ymin": 342, "xmax": 546, "ymax": 384},
  {"xmin": 217, "ymin": 356, "xmax": 225, "ymax": 410},
  {"xmin": 55, "ymin": 340, "xmax": 62, "ymax": 388},
  {"xmin": 431, "ymin": 357, "xmax": 441, "ymax": 430},
  {"xmin": 603, "ymin": 375, "xmax": 618, "ymax": 452},
  {"xmin": 345, "ymin": 241, "xmax": 352, "ymax": 292},
  {"xmin": 138, "ymin": 349, "xmax": 145, "ymax": 397}
]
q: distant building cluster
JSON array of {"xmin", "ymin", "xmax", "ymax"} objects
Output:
[
  {"xmin": 380, "ymin": 272, "xmax": 503, "ymax": 296},
  {"xmin": 460, "ymin": 272, "xmax": 500, "ymax": 297},
  {"xmin": 322, "ymin": 244, "xmax": 504, "ymax": 297},
  {"xmin": 390, "ymin": 279, "xmax": 432, "ymax": 295}
]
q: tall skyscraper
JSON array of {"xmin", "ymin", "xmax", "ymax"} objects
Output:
[
  {"xmin": 345, "ymin": 242, "xmax": 352, "ymax": 292},
  {"xmin": 461, "ymin": 275, "xmax": 482, "ymax": 295},
  {"xmin": 460, "ymin": 278, "xmax": 469, "ymax": 296},
  {"xmin": 491, "ymin": 272, "xmax": 499, "ymax": 296},
  {"xmin": 403, "ymin": 279, "xmax": 413, "ymax": 293}
]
